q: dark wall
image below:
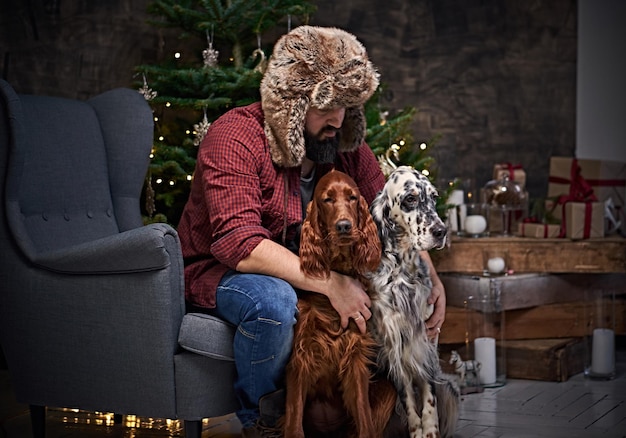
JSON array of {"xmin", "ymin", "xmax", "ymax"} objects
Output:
[
  {"xmin": 0, "ymin": 0, "xmax": 165, "ymax": 98},
  {"xmin": 0, "ymin": 0, "xmax": 577, "ymax": 200},
  {"xmin": 309, "ymin": 0, "xmax": 577, "ymax": 199}
]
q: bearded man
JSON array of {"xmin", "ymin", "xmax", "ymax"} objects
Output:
[{"xmin": 177, "ymin": 25, "xmax": 447, "ymax": 437}]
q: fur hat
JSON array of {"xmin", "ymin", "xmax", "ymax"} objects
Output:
[{"xmin": 260, "ymin": 26, "xmax": 380, "ymax": 167}]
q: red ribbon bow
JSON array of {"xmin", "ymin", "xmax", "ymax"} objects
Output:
[
  {"xmin": 498, "ymin": 162, "xmax": 522, "ymax": 181},
  {"xmin": 557, "ymin": 159, "xmax": 598, "ymax": 238}
]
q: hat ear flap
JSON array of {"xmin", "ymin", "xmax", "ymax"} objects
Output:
[
  {"xmin": 286, "ymin": 95, "xmax": 309, "ymax": 166},
  {"xmin": 339, "ymin": 106, "xmax": 366, "ymax": 152},
  {"xmin": 264, "ymin": 94, "xmax": 309, "ymax": 167}
]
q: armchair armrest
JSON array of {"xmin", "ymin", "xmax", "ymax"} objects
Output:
[{"xmin": 32, "ymin": 223, "xmax": 180, "ymax": 274}]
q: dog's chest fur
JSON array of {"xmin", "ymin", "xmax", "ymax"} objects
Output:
[{"xmin": 371, "ymin": 249, "xmax": 433, "ymax": 321}]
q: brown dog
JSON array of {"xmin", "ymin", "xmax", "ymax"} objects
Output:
[{"xmin": 282, "ymin": 170, "xmax": 396, "ymax": 438}]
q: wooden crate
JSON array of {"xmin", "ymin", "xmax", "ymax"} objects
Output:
[
  {"xmin": 439, "ymin": 271, "xmax": 626, "ymax": 343},
  {"xmin": 441, "ymin": 272, "xmax": 626, "ymax": 311},
  {"xmin": 432, "ymin": 236, "xmax": 626, "ymax": 274},
  {"xmin": 440, "ymin": 338, "xmax": 587, "ymax": 382},
  {"xmin": 503, "ymin": 338, "xmax": 586, "ymax": 382},
  {"xmin": 440, "ymin": 300, "xmax": 626, "ymax": 344}
]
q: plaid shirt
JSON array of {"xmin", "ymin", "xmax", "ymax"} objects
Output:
[{"xmin": 178, "ymin": 102, "xmax": 385, "ymax": 308}]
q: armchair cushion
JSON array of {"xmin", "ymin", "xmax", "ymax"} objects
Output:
[
  {"xmin": 32, "ymin": 223, "xmax": 177, "ymax": 274},
  {"xmin": 178, "ymin": 313, "xmax": 236, "ymax": 361}
]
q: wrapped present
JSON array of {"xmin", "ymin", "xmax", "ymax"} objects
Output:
[
  {"xmin": 564, "ymin": 202, "xmax": 604, "ymax": 239},
  {"xmin": 548, "ymin": 157, "xmax": 626, "ymax": 220},
  {"xmin": 493, "ymin": 162, "xmax": 526, "ymax": 190},
  {"xmin": 518, "ymin": 221, "xmax": 560, "ymax": 238}
]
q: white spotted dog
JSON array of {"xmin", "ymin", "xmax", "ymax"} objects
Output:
[{"xmin": 368, "ymin": 166, "xmax": 460, "ymax": 438}]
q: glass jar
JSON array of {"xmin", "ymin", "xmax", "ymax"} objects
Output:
[{"xmin": 481, "ymin": 175, "xmax": 528, "ymax": 236}]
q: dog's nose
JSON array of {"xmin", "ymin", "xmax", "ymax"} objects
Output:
[
  {"xmin": 335, "ymin": 219, "xmax": 353, "ymax": 234},
  {"xmin": 432, "ymin": 224, "xmax": 447, "ymax": 240}
]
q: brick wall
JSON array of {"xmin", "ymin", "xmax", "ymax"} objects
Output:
[
  {"xmin": 0, "ymin": 0, "xmax": 577, "ymax": 200},
  {"xmin": 310, "ymin": 0, "xmax": 577, "ymax": 200}
]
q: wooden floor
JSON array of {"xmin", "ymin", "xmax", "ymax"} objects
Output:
[{"xmin": 1, "ymin": 344, "xmax": 625, "ymax": 438}]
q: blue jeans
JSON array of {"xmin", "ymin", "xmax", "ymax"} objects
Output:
[{"xmin": 209, "ymin": 271, "xmax": 298, "ymax": 428}]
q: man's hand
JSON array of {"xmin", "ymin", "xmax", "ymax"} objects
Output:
[
  {"xmin": 237, "ymin": 239, "xmax": 373, "ymax": 335},
  {"xmin": 425, "ymin": 278, "xmax": 446, "ymax": 339},
  {"xmin": 326, "ymin": 271, "xmax": 371, "ymax": 335},
  {"xmin": 421, "ymin": 251, "xmax": 446, "ymax": 340}
]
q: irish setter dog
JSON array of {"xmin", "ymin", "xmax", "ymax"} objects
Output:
[{"xmin": 282, "ymin": 169, "xmax": 396, "ymax": 438}]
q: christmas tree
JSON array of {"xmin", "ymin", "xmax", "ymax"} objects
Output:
[
  {"xmin": 136, "ymin": 0, "xmax": 316, "ymax": 224},
  {"xmin": 136, "ymin": 0, "xmax": 450, "ymax": 225}
]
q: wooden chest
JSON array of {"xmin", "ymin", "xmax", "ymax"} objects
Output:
[
  {"xmin": 503, "ymin": 338, "xmax": 586, "ymax": 382},
  {"xmin": 438, "ymin": 273, "xmax": 626, "ymax": 344}
]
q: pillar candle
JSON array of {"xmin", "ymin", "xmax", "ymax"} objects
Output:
[
  {"xmin": 448, "ymin": 189, "xmax": 464, "ymax": 206},
  {"xmin": 474, "ymin": 337, "xmax": 497, "ymax": 385},
  {"xmin": 591, "ymin": 328, "xmax": 615, "ymax": 375},
  {"xmin": 448, "ymin": 204, "xmax": 467, "ymax": 232}
]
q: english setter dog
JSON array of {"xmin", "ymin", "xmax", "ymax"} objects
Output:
[{"xmin": 368, "ymin": 166, "xmax": 460, "ymax": 438}]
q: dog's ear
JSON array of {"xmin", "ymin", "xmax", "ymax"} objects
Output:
[
  {"xmin": 299, "ymin": 200, "xmax": 331, "ymax": 278},
  {"xmin": 370, "ymin": 191, "xmax": 396, "ymax": 247},
  {"xmin": 353, "ymin": 195, "xmax": 381, "ymax": 273}
]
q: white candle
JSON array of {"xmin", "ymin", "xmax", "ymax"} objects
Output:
[
  {"xmin": 487, "ymin": 257, "xmax": 506, "ymax": 274},
  {"xmin": 465, "ymin": 215, "xmax": 487, "ymax": 235},
  {"xmin": 474, "ymin": 337, "xmax": 497, "ymax": 385},
  {"xmin": 591, "ymin": 328, "xmax": 615, "ymax": 375},
  {"xmin": 448, "ymin": 189, "xmax": 464, "ymax": 206},
  {"xmin": 448, "ymin": 207, "xmax": 458, "ymax": 231},
  {"xmin": 448, "ymin": 204, "xmax": 467, "ymax": 232},
  {"xmin": 458, "ymin": 204, "xmax": 467, "ymax": 232}
]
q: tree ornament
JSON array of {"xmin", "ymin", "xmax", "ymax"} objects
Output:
[
  {"xmin": 379, "ymin": 110, "xmax": 389, "ymax": 126},
  {"xmin": 193, "ymin": 108, "xmax": 211, "ymax": 146},
  {"xmin": 252, "ymin": 34, "xmax": 267, "ymax": 74},
  {"xmin": 377, "ymin": 143, "xmax": 400, "ymax": 177},
  {"xmin": 202, "ymin": 28, "xmax": 219, "ymax": 68},
  {"xmin": 138, "ymin": 73, "xmax": 157, "ymax": 101},
  {"xmin": 145, "ymin": 173, "xmax": 156, "ymax": 218}
]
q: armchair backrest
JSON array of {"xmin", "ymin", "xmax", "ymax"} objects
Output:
[{"xmin": 0, "ymin": 80, "xmax": 153, "ymax": 258}]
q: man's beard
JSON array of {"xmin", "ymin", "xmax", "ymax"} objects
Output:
[{"xmin": 304, "ymin": 130, "xmax": 341, "ymax": 164}]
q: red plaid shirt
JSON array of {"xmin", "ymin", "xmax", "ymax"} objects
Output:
[{"xmin": 178, "ymin": 102, "xmax": 385, "ymax": 308}]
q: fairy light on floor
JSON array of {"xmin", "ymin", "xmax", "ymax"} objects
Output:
[{"xmin": 55, "ymin": 409, "xmax": 184, "ymax": 432}]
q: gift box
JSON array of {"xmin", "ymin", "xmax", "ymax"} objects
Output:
[
  {"xmin": 493, "ymin": 163, "xmax": 526, "ymax": 190},
  {"xmin": 563, "ymin": 202, "xmax": 604, "ymax": 240},
  {"xmin": 547, "ymin": 157, "xmax": 626, "ymax": 221},
  {"xmin": 518, "ymin": 222, "xmax": 560, "ymax": 238}
]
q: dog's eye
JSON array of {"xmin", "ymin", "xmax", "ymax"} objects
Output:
[
  {"xmin": 402, "ymin": 194, "xmax": 418, "ymax": 209},
  {"xmin": 349, "ymin": 195, "xmax": 358, "ymax": 202},
  {"xmin": 323, "ymin": 197, "xmax": 333, "ymax": 203}
]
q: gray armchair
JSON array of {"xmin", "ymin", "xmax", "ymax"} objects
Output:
[{"xmin": 0, "ymin": 79, "xmax": 238, "ymax": 438}]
